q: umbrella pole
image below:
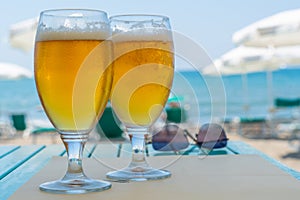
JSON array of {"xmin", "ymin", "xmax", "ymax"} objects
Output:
[
  {"xmin": 267, "ymin": 69, "xmax": 277, "ymax": 136},
  {"xmin": 266, "ymin": 45, "xmax": 275, "ymax": 110},
  {"xmin": 242, "ymin": 73, "xmax": 249, "ymax": 116},
  {"xmin": 267, "ymin": 70, "xmax": 273, "ymax": 109}
]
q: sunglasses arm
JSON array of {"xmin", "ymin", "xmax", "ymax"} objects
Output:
[{"xmin": 184, "ymin": 130, "xmax": 197, "ymax": 143}]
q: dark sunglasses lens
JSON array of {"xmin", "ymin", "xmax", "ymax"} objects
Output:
[
  {"xmin": 200, "ymin": 140, "xmax": 227, "ymax": 149},
  {"xmin": 152, "ymin": 124, "xmax": 189, "ymax": 151},
  {"xmin": 197, "ymin": 123, "xmax": 228, "ymax": 149}
]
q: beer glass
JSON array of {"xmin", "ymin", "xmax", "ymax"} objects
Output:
[
  {"xmin": 34, "ymin": 9, "xmax": 112, "ymax": 193},
  {"xmin": 107, "ymin": 15, "xmax": 174, "ymax": 181}
]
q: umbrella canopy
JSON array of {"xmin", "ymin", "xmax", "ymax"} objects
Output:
[
  {"xmin": 9, "ymin": 18, "xmax": 38, "ymax": 52},
  {"xmin": 233, "ymin": 9, "xmax": 300, "ymax": 47},
  {"xmin": 203, "ymin": 46, "xmax": 266, "ymax": 75},
  {"xmin": 203, "ymin": 45, "xmax": 300, "ymax": 115},
  {"xmin": 0, "ymin": 62, "xmax": 32, "ymax": 79},
  {"xmin": 202, "ymin": 46, "xmax": 300, "ymax": 76}
]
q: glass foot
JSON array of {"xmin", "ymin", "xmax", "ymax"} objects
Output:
[
  {"xmin": 39, "ymin": 178, "xmax": 111, "ymax": 194},
  {"xmin": 106, "ymin": 166, "xmax": 171, "ymax": 181}
]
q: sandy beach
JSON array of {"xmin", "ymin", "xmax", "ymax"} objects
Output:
[{"xmin": 1, "ymin": 126, "xmax": 300, "ymax": 173}]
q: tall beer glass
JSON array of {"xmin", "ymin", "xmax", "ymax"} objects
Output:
[
  {"xmin": 34, "ymin": 9, "xmax": 112, "ymax": 193},
  {"xmin": 107, "ymin": 15, "xmax": 174, "ymax": 181}
]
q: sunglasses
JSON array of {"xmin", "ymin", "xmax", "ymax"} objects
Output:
[{"xmin": 151, "ymin": 123, "xmax": 228, "ymax": 152}]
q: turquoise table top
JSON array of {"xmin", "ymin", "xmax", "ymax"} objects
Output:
[{"xmin": 0, "ymin": 141, "xmax": 300, "ymax": 199}]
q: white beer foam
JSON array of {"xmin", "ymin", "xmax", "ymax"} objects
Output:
[
  {"xmin": 36, "ymin": 29, "xmax": 110, "ymax": 41},
  {"xmin": 112, "ymin": 29, "xmax": 172, "ymax": 42}
]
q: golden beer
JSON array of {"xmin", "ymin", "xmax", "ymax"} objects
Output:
[
  {"xmin": 111, "ymin": 40, "xmax": 174, "ymax": 126},
  {"xmin": 35, "ymin": 39, "xmax": 113, "ymax": 131}
]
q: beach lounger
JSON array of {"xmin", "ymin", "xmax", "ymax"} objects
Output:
[
  {"xmin": 96, "ymin": 107, "xmax": 124, "ymax": 140},
  {"xmin": 10, "ymin": 113, "xmax": 29, "ymax": 137},
  {"xmin": 269, "ymin": 97, "xmax": 300, "ymax": 138},
  {"xmin": 10, "ymin": 113, "xmax": 57, "ymax": 143},
  {"xmin": 238, "ymin": 117, "xmax": 270, "ymax": 139},
  {"xmin": 31, "ymin": 127, "xmax": 57, "ymax": 144},
  {"xmin": 165, "ymin": 101, "xmax": 186, "ymax": 123},
  {"xmin": 270, "ymin": 98, "xmax": 300, "ymax": 121}
]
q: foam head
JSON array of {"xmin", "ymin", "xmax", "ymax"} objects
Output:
[
  {"xmin": 111, "ymin": 28, "xmax": 173, "ymax": 42},
  {"xmin": 36, "ymin": 28, "xmax": 111, "ymax": 41},
  {"xmin": 36, "ymin": 9, "xmax": 111, "ymax": 41},
  {"xmin": 110, "ymin": 14, "xmax": 173, "ymax": 42}
]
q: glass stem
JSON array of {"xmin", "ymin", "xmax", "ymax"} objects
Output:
[
  {"xmin": 127, "ymin": 128, "xmax": 150, "ymax": 170},
  {"xmin": 60, "ymin": 132, "xmax": 89, "ymax": 181}
]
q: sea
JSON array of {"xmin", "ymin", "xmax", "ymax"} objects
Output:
[{"xmin": 1, "ymin": 68, "xmax": 300, "ymax": 126}]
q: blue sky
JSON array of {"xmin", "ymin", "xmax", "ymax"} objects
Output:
[{"xmin": 1, "ymin": 0, "xmax": 300, "ymax": 71}]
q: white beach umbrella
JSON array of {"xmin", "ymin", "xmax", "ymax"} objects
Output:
[
  {"xmin": 232, "ymin": 9, "xmax": 300, "ymax": 47},
  {"xmin": 203, "ymin": 46, "xmax": 271, "ymax": 76},
  {"xmin": 232, "ymin": 9, "xmax": 300, "ymax": 112},
  {"xmin": 0, "ymin": 62, "xmax": 32, "ymax": 79},
  {"xmin": 203, "ymin": 46, "xmax": 300, "ymax": 113},
  {"xmin": 203, "ymin": 46, "xmax": 271, "ymax": 113},
  {"xmin": 9, "ymin": 18, "xmax": 38, "ymax": 52},
  {"xmin": 203, "ymin": 46, "xmax": 300, "ymax": 76}
]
